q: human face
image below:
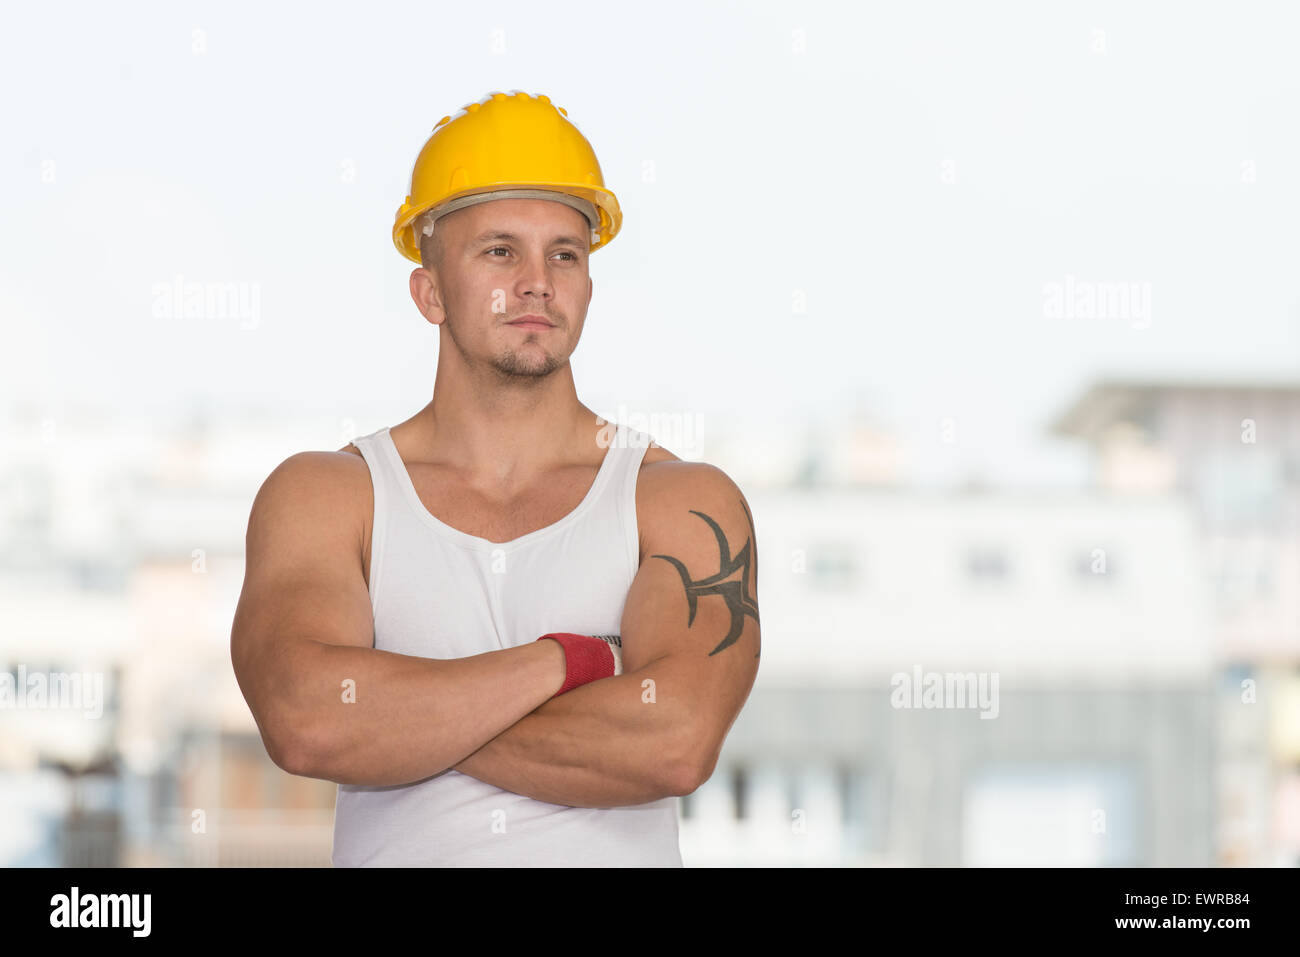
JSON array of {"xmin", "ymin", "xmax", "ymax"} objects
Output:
[{"xmin": 423, "ymin": 197, "xmax": 594, "ymax": 379}]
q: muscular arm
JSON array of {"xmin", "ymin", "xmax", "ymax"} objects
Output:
[
  {"xmin": 231, "ymin": 451, "xmax": 570, "ymax": 788},
  {"xmin": 453, "ymin": 462, "xmax": 761, "ymax": 806}
]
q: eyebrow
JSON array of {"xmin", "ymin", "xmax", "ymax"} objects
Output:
[{"xmin": 471, "ymin": 230, "xmax": 587, "ymax": 249}]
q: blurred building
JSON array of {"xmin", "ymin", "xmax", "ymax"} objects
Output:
[
  {"xmin": 685, "ymin": 485, "xmax": 1214, "ymax": 866},
  {"xmin": 1050, "ymin": 378, "xmax": 1300, "ymax": 866},
  {"xmin": 0, "ymin": 400, "xmax": 339, "ymax": 866}
]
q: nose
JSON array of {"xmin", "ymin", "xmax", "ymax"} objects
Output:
[{"xmin": 515, "ymin": 254, "xmax": 554, "ymax": 302}]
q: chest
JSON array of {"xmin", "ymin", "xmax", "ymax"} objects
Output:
[
  {"xmin": 362, "ymin": 462, "xmax": 622, "ymax": 585},
  {"xmin": 416, "ymin": 463, "xmax": 602, "ymax": 542}
]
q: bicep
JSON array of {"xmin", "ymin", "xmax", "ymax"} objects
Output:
[
  {"xmin": 230, "ymin": 453, "xmax": 374, "ymax": 753},
  {"xmin": 620, "ymin": 465, "xmax": 761, "ymax": 735}
]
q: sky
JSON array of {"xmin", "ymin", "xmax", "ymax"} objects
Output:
[{"xmin": 3, "ymin": 0, "xmax": 1298, "ymax": 487}]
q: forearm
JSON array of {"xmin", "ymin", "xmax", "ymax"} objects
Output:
[
  {"xmin": 276, "ymin": 638, "xmax": 565, "ymax": 787},
  {"xmin": 452, "ymin": 656, "xmax": 701, "ymax": 808}
]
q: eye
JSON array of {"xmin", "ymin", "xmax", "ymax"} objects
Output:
[{"xmin": 483, "ymin": 247, "xmax": 580, "ymax": 262}]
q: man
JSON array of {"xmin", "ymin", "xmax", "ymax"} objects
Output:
[{"xmin": 230, "ymin": 91, "xmax": 761, "ymax": 866}]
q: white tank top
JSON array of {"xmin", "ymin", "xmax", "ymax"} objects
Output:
[{"xmin": 331, "ymin": 420, "xmax": 683, "ymax": 866}]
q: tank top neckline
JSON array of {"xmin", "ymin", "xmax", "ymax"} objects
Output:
[{"xmin": 376, "ymin": 422, "xmax": 627, "ymax": 552}]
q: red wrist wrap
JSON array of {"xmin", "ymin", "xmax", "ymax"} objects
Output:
[{"xmin": 537, "ymin": 632, "xmax": 616, "ymax": 696}]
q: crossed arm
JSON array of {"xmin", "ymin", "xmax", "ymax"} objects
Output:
[{"xmin": 452, "ymin": 463, "xmax": 761, "ymax": 808}]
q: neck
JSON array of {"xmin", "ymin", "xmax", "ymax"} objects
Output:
[{"xmin": 398, "ymin": 360, "xmax": 606, "ymax": 490}]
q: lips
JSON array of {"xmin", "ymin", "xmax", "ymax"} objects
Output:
[{"xmin": 507, "ymin": 314, "xmax": 555, "ymax": 329}]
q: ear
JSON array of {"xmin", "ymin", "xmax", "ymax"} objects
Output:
[{"xmin": 410, "ymin": 267, "xmax": 446, "ymax": 327}]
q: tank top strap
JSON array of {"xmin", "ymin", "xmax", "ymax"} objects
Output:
[
  {"xmin": 348, "ymin": 428, "xmax": 402, "ymax": 495},
  {"xmin": 347, "ymin": 427, "xmax": 403, "ymax": 603},
  {"xmin": 603, "ymin": 423, "xmax": 653, "ymax": 574},
  {"xmin": 610, "ymin": 422, "xmax": 654, "ymax": 477}
]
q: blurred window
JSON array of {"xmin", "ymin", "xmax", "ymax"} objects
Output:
[
  {"xmin": 966, "ymin": 546, "xmax": 1009, "ymax": 582},
  {"xmin": 808, "ymin": 542, "xmax": 858, "ymax": 590}
]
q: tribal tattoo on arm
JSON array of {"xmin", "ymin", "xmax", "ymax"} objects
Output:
[{"xmin": 652, "ymin": 498, "xmax": 761, "ymax": 658}]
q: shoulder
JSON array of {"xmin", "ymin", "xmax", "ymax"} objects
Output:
[
  {"xmin": 257, "ymin": 446, "xmax": 367, "ymax": 490},
  {"xmin": 248, "ymin": 447, "xmax": 372, "ymax": 537},
  {"xmin": 629, "ymin": 430, "xmax": 742, "ymax": 499},
  {"xmin": 268, "ymin": 445, "xmax": 370, "ymax": 488},
  {"xmin": 634, "ymin": 453, "xmax": 756, "ymax": 564},
  {"xmin": 637, "ymin": 457, "xmax": 744, "ymax": 506}
]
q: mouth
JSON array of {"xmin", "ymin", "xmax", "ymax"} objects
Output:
[{"xmin": 506, "ymin": 314, "xmax": 556, "ymax": 330}]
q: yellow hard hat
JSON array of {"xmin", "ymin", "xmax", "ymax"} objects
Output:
[{"xmin": 392, "ymin": 91, "xmax": 622, "ymax": 264}]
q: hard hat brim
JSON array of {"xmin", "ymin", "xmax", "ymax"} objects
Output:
[{"xmin": 393, "ymin": 183, "xmax": 622, "ymax": 265}]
